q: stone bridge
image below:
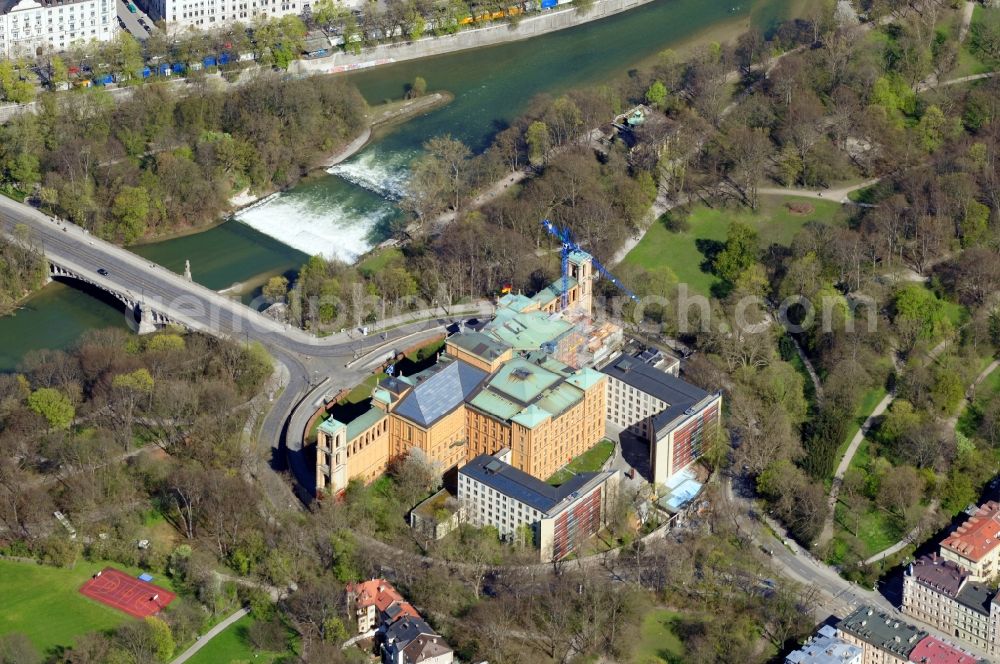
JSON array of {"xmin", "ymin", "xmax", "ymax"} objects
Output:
[{"xmin": 47, "ymin": 259, "xmax": 176, "ymax": 334}]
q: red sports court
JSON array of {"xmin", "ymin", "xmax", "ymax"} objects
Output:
[{"xmin": 79, "ymin": 567, "xmax": 175, "ymax": 618}]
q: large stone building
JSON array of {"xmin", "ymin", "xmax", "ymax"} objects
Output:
[
  {"xmin": 457, "ymin": 449, "xmax": 620, "ymax": 561},
  {"xmin": 316, "ymin": 252, "xmax": 614, "ymax": 496},
  {"xmin": 902, "ymin": 555, "xmax": 999, "ymax": 656},
  {"xmin": 140, "ymin": 0, "xmax": 302, "ymax": 33},
  {"xmin": 600, "ymin": 352, "xmax": 721, "ymax": 485},
  {"xmin": 940, "ymin": 501, "xmax": 1000, "ymax": 582},
  {"xmin": 0, "ymin": 0, "xmax": 114, "ymax": 58}
]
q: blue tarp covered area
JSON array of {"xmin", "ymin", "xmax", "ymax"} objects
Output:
[
  {"xmin": 138, "ymin": 572, "xmax": 154, "ymax": 582},
  {"xmin": 657, "ymin": 468, "xmax": 702, "ymax": 513}
]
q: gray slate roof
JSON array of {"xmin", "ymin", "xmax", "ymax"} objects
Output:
[
  {"xmin": 837, "ymin": 606, "xmax": 925, "ymax": 659},
  {"xmin": 460, "ymin": 453, "xmax": 611, "ymax": 513},
  {"xmin": 600, "ymin": 354, "xmax": 714, "ymax": 433},
  {"xmin": 392, "ymin": 360, "xmax": 487, "ymax": 428}
]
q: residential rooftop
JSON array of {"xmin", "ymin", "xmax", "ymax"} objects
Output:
[
  {"xmin": 600, "ymin": 353, "xmax": 716, "ymax": 434},
  {"xmin": 460, "ymin": 452, "xmax": 615, "ymax": 514},
  {"xmin": 940, "ymin": 501, "xmax": 1000, "ymax": 563},
  {"xmin": 908, "ymin": 555, "xmax": 970, "ymax": 597},
  {"xmin": 907, "ymin": 635, "xmax": 987, "ymax": 664},
  {"xmin": 785, "ymin": 625, "xmax": 863, "ymax": 663},
  {"xmin": 837, "ymin": 607, "xmax": 925, "ymax": 658}
]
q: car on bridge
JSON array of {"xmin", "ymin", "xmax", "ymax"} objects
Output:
[{"xmin": 97, "ymin": 268, "xmax": 109, "ymax": 276}]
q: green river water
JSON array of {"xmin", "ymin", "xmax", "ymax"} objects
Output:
[{"xmin": 0, "ymin": 0, "xmax": 795, "ymax": 371}]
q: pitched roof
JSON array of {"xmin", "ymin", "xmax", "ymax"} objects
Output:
[
  {"xmin": 940, "ymin": 501, "xmax": 1000, "ymax": 563},
  {"xmin": 837, "ymin": 607, "xmax": 925, "ymax": 658},
  {"xmin": 383, "ymin": 616, "xmax": 437, "ymax": 648},
  {"xmin": 392, "ymin": 360, "xmax": 487, "ymax": 428},
  {"xmin": 402, "ymin": 633, "xmax": 453, "ymax": 663},
  {"xmin": 460, "ymin": 453, "xmax": 614, "ymax": 514},
  {"xmin": 346, "ymin": 578, "xmax": 404, "ymax": 613},
  {"xmin": 909, "ymin": 555, "xmax": 970, "ymax": 596},
  {"xmin": 785, "ymin": 632, "xmax": 863, "ymax": 663},
  {"xmin": 447, "ymin": 332, "xmax": 510, "ymax": 363},
  {"xmin": 908, "ymin": 636, "xmax": 987, "ymax": 664}
]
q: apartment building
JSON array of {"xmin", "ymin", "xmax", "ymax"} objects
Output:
[
  {"xmin": 902, "ymin": 555, "xmax": 998, "ymax": 656},
  {"xmin": 345, "ymin": 578, "xmax": 453, "ymax": 664},
  {"xmin": 345, "ymin": 578, "xmax": 419, "ymax": 634},
  {"xmin": 907, "ymin": 636, "xmax": 988, "ymax": 664},
  {"xmin": 458, "ymin": 450, "xmax": 620, "ymax": 561},
  {"xmin": 836, "ymin": 607, "xmax": 926, "ymax": 664},
  {"xmin": 600, "ymin": 352, "xmax": 722, "ymax": 485},
  {"xmin": 940, "ymin": 501, "xmax": 1000, "ymax": 582},
  {"xmin": 140, "ymin": 0, "xmax": 301, "ymax": 32},
  {"xmin": 786, "ymin": 625, "xmax": 862, "ymax": 664},
  {"xmin": 0, "ymin": 0, "xmax": 114, "ymax": 58}
]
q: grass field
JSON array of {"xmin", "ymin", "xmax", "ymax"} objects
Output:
[
  {"xmin": 0, "ymin": 558, "xmax": 176, "ymax": 654},
  {"xmin": 357, "ymin": 247, "xmax": 404, "ymax": 277},
  {"xmin": 831, "ymin": 386, "xmax": 888, "ymax": 470},
  {"xmin": 633, "ymin": 609, "xmax": 685, "ymax": 664},
  {"xmin": 624, "ymin": 195, "xmax": 847, "ymax": 297},
  {"xmin": 547, "ymin": 439, "xmax": 615, "ymax": 486},
  {"xmin": 185, "ymin": 614, "xmax": 292, "ymax": 664},
  {"xmin": 958, "ymin": 362, "xmax": 1000, "ymax": 437}
]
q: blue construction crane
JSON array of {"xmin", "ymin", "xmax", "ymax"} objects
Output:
[{"xmin": 540, "ymin": 219, "xmax": 639, "ymax": 309}]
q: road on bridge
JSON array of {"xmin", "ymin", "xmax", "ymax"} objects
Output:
[{"xmin": 0, "ymin": 194, "xmax": 492, "ymax": 497}]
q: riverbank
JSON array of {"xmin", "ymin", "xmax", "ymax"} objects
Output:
[
  {"xmin": 294, "ymin": 0, "xmax": 658, "ymax": 77},
  {"xmin": 129, "ymin": 91, "xmax": 453, "ymax": 249}
]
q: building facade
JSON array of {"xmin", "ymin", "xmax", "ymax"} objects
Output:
[
  {"xmin": 315, "ymin": 406, "xmax": 389, "ymax": 495},
  {"xmin": 600, "ymin": 353, "xmax": 722, "ymax": 485},
  {"xmin": 141, "ymin": 0, "xmax": 303, "ymax": 33},
  {"xmin": 836, "ymin": 607, "xmax": 926, "ymax": 664},
  {"xmin": 939, "ymin": 501, "xmax": 1000, "ymax": 582},
  {"xmin": 902, "ymin": 555, "xmax": 998, "ymax": 656},
  {"xmin": 0, "ymin": 0, "xmax": 114, "ymax": 58},
  {"xmin": 458, "ymin": 450, "xmax": 620, "ymax": 561}
]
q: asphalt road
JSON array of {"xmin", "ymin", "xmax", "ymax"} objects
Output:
[
  {"xmin": 117, "ymin": 0, "xmax": 157, "ymax": 42},
  {"xmin": 0, "ymin": 195, "xmax": 491, "ymax": 497}
]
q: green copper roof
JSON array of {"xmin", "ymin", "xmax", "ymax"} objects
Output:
[
  {"xmin": 468, "ymin": 389, "xmax": 522, "ymax": 421},
  {"xmin": 566, "ymin": 366, "xmax": 605, "ymax": 390},
  {"xmin": 486, "ymin": 308, "xmax": 574, "ymax": 351},
  {"xmin": 318, "ymin": 418, "xmax": 346, "ymax": 436},
  {"xmin": 567, "ymin": 249, "xmax": 591, "ymax": 265},
  {"xmin": 448, "ymin": 332, "xmax": 510, "ymax": 362},
  {"xmin": 345, "ymin": 407, "xmax": 386, "ymax": 441},
  {"xmin": 372, "ymin": 387, "xmax": 393, "ymax": 405},
  {"xmin": 531, "ymin": 276, "xmax": 578, "ymax": 308},
  {"xmin": 536, "ymin": 382, "xmax": 583, "ymax": 418},
  {"xmin": 511, "ymin": 404, "xmax": 551, "ymax": 429},
  {"xmin": 487, "ymin": 357, "xmax": 561, "ymax": 404},
  {"xmin": 496, "ymin": 293, "xmax": 536, "ymax": 313}
]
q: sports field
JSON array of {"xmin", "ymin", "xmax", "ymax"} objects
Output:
[
  {"xmin": 79, "ymin": 567, "xmax": 175, "ymax": 618},
  {"xmin": 0, "ymin": 558, "xmax": 175, "ymax": 653}
]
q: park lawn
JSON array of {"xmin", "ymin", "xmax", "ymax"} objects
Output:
[
  {"xmin": 0, "ymin": 558, "xmax": 177, "ymax": 654},
  {"xmin": 833, "ymin": 387, "xmax": 888, "ymax": 466},
  {"xmin": 357, "ymin": 247, "xmax": 404, "ymax": 277},
  {"xmin": 624, "ymin": 195, "xmax": 847, "ymax": 297},
  {"xmin": 547, "ymin": 439, "xmax": 615, "ymax": 486},
  {"xmin": 633, "ymin": 609, "xmax": 685, "ymax": 664},
  {"xmin": 185, "ymin": 614, "xmax": 295, "ymax": 664},
  {"xmin": 958, "ymin": 363, "xmax": 1000, "ymax": 437},
  {"xmin": 786, "ymin": 350, "xmax": 818, "ymax": 409}
]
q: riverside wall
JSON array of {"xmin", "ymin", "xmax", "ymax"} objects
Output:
[{"xmin": 290, "ymin": 0, "xmax": 656, "ymax": 76}]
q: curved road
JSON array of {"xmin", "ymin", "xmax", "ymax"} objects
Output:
[{"xmin": 0, "ymin": 194, "xmax": 492, "ymax": 495}]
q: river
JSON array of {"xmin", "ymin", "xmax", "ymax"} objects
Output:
[{"xmin": 0, "ymin": 0, "xmax": 794, "ymax": 371}]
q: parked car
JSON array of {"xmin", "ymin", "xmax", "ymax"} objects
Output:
[{"xmin": 127, "ymin": 2, "xmax": 137, "ymax": 12}]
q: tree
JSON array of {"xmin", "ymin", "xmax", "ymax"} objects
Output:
[
  {"xmin": 49, "ymin": 56, "xmax": 68, "ymax": 88},
  {"xmin": 409, "ymin": 75, "xmax": 427, "ymax": 98},
  {"xmin": 110, "ymin": 186, "xmax": 150, "ymax": 243},
  {"xmin": 645, "ymin": 81, "xmax": 667, "ymax": 109},
  {"xmin": 713, "ymin": 221, "xmax": 759, "ymax": 284},
  {"xmin": 0, "ymin": 633, "xmax": 40, "ymax": 664},
  {"xmin": 526, "ymin": 121, "xmax": 550, "ymax": 167},
  {"xmin": 27, "ymin": 387, "xmax": 74, "ymax": 429},
  {"xmin": 144, "ymin": 617, "xmax": 175, "ymax": 663},
  {"xmin": 876, "ymin": 465, "xmax": 924, "ymax": 519},
  {"xmin": 263, "ymin": 275, "xmax": 289, "ymax": 302}
]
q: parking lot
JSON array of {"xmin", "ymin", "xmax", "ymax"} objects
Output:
[{"xmin": 116, "ymin": 0, "xmax": 158, "ymax": 41}]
